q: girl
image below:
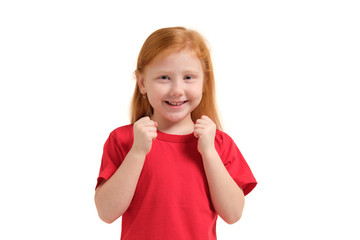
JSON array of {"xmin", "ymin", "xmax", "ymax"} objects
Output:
[{"xmin": 95, "ymin": 27, "xmax": 257, "ymax": 239}]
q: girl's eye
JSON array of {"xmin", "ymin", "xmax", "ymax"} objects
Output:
[
  {"xmin": 184, "ymin": 75, "xmax": 192, "ymax": 80},
  {"xmin": 160, "ymin": 76, "xmax": 169, "ymax": 80}
]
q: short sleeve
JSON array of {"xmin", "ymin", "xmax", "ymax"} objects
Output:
[
  {"xmin": 96, "ymin": 126, "xmax": 133, "ymax": 189},
  {"xmin": 216, "ymin": 131, "xmax": 257, "ymax": 196}
]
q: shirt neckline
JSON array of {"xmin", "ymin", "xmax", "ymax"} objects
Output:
[{"xmin": 156, "ymin": 130, "xmax": 198, "ymax": 143}]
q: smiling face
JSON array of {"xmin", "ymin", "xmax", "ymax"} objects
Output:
[{"xmin": 137, "ymin": 50, "xmax": 204, "ymax": 132}]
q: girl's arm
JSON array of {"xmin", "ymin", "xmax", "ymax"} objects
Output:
[
  {"xmin": 94, "ymin": 117, "xmax": 157, "ymax": 223},
  {"xmin": 95, "ymin": 149, "xmax": 147, "ymax": 223},
  {"xmin": 201, "ymin": 148, "xmax": 245, "ymax": 224},
  {"xmin": 194, "ymin": 116, "xmax": 245, "ymax": 224}
]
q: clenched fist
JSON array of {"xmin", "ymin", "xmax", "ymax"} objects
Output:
[
  {"xmin": 194, "ymin": 115, "xmax": 216, "ymax": 156},
  {"xmin": 132, "ymin": 116, "xmax": 158, "ymax": 155}
]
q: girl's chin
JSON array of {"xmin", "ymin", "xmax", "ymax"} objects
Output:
[
  {"xmin": 157, "ymin": 113, "xmax": 192, "ymax": 124},
  {"xmin": 167, "ymin": 115, "xmax": 189, "ymax": 123}
]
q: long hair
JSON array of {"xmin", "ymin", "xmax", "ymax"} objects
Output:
[{"xmin": 130, "ymin": 27, "xmax": 222, "ymax": 130}]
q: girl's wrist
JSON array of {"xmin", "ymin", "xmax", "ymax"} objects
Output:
[
  {"xmin": 128, "ymin": 147, "xmax": 147, "ymax": 160},
  {"xmin": 200, "ymin": 146, "xmax": 217, "ymax": 159}
]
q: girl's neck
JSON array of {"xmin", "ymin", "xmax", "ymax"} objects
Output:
[{"xmin": 151, "ymin": 116, "xmax": 194, "ymax": 135}]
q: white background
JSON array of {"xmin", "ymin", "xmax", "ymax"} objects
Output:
[{"xmin": 1, "ymin": 0, "xmax": 359, "ymax": 239}]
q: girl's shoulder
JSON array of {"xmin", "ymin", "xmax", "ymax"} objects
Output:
[
  {"xmin": 110, "ymin": 124, "xmax": 133, "ymax": 133},
  {"xmin": 214, "ymin": 129, "xmax": 241, "ymax": 153},
  {"xmin": 108, "ymin": 124, "xmax": 134, "ymax": 143},
  {"xmin": 215, "ymin": 129, "xmax": 234, "ymax": 144}
]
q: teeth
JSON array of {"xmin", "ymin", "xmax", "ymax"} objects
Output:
[{"xmin": 168, "ymin": 101, "xmax": 184, "ymax": 106}]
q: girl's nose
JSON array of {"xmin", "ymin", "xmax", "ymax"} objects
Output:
[{"xmin": 169, "ymin": 79, "xmax": 185, "ymax": 97}]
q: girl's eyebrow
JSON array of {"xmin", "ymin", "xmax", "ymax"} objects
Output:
[
  {"xmin": 153, "ymin": 69, "xmax": 201, "ymax": 75},
  {"xmin": 153, "ymin": 70, "xmax": 173, "ymax": 75}
]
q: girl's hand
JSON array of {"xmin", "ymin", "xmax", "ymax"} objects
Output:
[
  {"xmin": 132, "ymin": 116, "xmax": 158, "ymax": 155},
  {"xmin": 194, "ymin": 115, "xmax": 216, "ymax": 156}
]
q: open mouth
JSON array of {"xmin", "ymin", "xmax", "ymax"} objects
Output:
[{"xmin": 165, "ymin": 101, "xmax": 187, "ymax": 106}]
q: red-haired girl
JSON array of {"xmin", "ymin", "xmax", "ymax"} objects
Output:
[{"xmin": 95, "ymin": 27, "xmax": 257, "ymax": 239}]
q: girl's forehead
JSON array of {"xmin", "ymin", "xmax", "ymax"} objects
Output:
[
  {"xmin": 154, "ymin": 49, "xmax": 198, "ymax": 63},
  {"xmin": 145, "ymin": 50, "xmax": 202, "ymax": 72}
]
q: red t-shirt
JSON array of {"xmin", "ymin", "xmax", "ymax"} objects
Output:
[{"xmin": 96, "ymin": 124, "xmax": 257, "ymax": 240}]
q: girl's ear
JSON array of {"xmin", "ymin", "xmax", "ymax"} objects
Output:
[{"xmin": 136, "ymin": 70, "xmax": 146, "ymax": 94}]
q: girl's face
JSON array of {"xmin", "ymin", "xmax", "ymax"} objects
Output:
[{"xmin": 138, "ymin": 50, "xmax": 204, "ymax": 130}]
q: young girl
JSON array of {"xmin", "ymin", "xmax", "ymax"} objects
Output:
[{"xmin": 95, "ymin": 27, "xmax": 257, "ymax": 239}]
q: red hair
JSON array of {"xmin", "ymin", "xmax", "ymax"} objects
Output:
[{"xmin": 130, "ymin": 27, "xmax": 222, "ymax": 130}]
